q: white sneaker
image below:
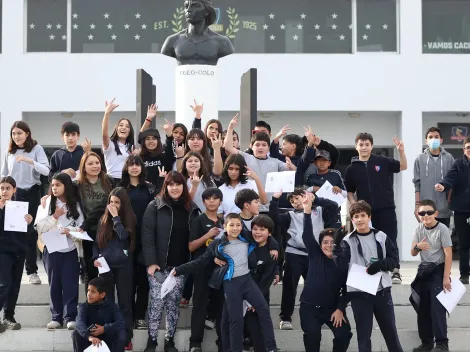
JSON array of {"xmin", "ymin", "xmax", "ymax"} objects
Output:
[
  {"xmin": 66, "ymin": 321, "xmax": 76, "ymax": 330},
  {"xmin": 279, "ymin": 321, "xmax": 293, "ymax": 330},
  {"xmin": 392, "ymin": 269, "xmax": 402, "ymax": 284},
  {"xmin": 46, "ymin": 321, "xmax": 62, "ymax": 330},
  {"xmin": 29, "ymin": 273, "xmax": 42, "ymax": 285}
]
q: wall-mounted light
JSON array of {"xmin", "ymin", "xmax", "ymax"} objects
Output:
[
  {"xmin": 61, "ymin": 112, "xmax": 74, "ymax": 118},
  {"xmin": 259, "ymin": 112, "xmax": 273, "ymax": 118},
  {"xmin": 348, "ymin": 113, "xmax": 361, "ymax": 118}
]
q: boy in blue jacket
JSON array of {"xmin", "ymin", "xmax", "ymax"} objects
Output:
[{"xmin": 72, "ymin": 277, "xmax": 126, "ymax": 352}]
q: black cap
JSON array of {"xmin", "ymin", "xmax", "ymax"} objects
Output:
[
  {"xmin": 313, "ymin": 149, "xmax": 331, "ymax": 162},
  {"xmin": 138, "ymin": 128, "xmax": 161, "ymax": 144}
]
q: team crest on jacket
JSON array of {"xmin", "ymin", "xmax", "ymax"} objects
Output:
[{"xmin": 375, "ymin": 165, "xmax": 380, "ymax": 172}]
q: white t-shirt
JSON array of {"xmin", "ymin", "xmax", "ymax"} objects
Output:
[
  {"xmin": 218, "ymin": 180, "xmax": 258, "ymax": 215},
  {"xmin": 103, "ymin": 140, "xmax": 130, "ymax": 179}
]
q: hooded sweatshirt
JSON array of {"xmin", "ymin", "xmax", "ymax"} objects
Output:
[
  {"xmin": 49, "ymin": 145, "xmax": 85, "ymax": 181},
  {"xmin": 413, "ymin": 148, "xmax": 454, "ymax": 218}
]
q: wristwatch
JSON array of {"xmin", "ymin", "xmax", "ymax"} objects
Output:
[{"xmin": 414, "ymin": 245, "xmax": 422, "ymax": 253}]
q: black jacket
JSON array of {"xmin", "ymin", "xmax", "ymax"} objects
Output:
[
  {"xmin": 0, "ymin": 208, "xmax": 27, "ymax": 255},
  {"xmin": 344, "ymin": 154, "xmax": 401, "ymax": 210},
  {"xmin": 92, "ymin": 216, "xmax": 132, "ymax": 268},
  {"xmin": 49, "ymin": 146, "xmax": 85, "ymax": 182},
  {"xmin": 251, "ymin": 245, "xmax": 278, "ymax": 304},
  {"xmin": 175, "ymin": 232, "xmax": 279, "ymax": 289},
  {"xmin": 141, "ymin": 196, "xmax": 200, "ymax": 270},
  {"xmin": 440, "ymin": 156, "xmax": 470, "ymax": 213},
  {"xmin": 75, "ymin": 298, "xmax": 125, "ymax": 340}
]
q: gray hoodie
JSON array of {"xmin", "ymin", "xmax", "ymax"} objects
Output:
[{"xmin": 413, "ymin": 148, "xmax": 454, "ymax": 218}]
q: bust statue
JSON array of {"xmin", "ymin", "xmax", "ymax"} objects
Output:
[{"xmin": 161, "ymin": 0, "xmax": 235, "ymax": 66}]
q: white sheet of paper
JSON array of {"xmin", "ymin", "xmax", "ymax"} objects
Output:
[
  {"xmin": 84, "ymin": 340, "xmax": 111, "ymax": 352},
  {"xmin": 437, "ymin": 276, "xmax": 466, "ymax": 314},
  {"xmin": 96, "ymin": 257, "xmax": 110, "ymax": 274},
  {"xmin": 161, "ymin": 272, "xmax": 177, "ymax": 299},
  {"xmin": 69, "ymin": 231, "xmax": 94, "ymax": 241},
  {"xmin": 243, "ymin": 300, "xmax": 252, "ymax": 317},
  {"xmin": 346, "ymin": 263, "xmax": 382, "ymax": 296},
  {"xmin": 265, "ymin": 171, "xmax": 296, "ymax": 193},
  {"xmin": 42, "ymin": 229, "xmax": 69, "ymax": 254},
  {"xmin": 315, "ymin": 181, "xmax": 347, "ymax": 206},
  {"xmin": 4, "ymin": 201, "xmax": 29, "ymax": 233}
]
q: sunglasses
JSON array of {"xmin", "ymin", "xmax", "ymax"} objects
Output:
[{"xmin": 418, "ymin": 210, "xmax": 435, "ymax": 216}]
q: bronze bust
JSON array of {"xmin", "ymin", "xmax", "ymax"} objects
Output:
[{"xmin": 161, "ymin": 0, "xmax": 235, "ymax": 66}]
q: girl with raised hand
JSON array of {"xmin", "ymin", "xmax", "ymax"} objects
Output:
[
  {"xmin": 181, "ymin": 152, "xmax": 216, "ymax": 212},
  {"xmin": 36, "ymin": 173, "xmax": 84, "ymax": 331},
  {"xmin": 93, "ymin": 187, "xmax": 136, "ymax": 351},
  {"xmin": 1, "ymin": 121, "xmax": 50, "ymax": 285},
  {"xmin": 102, "ymin": 98, "xmax": 135, "ymax": 183}
]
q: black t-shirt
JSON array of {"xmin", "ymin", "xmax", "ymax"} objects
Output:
[
  {"xmin": 189, "ymin": 213, "xmax": 224, "ymax": 259},
  {"xmin": 166, "ymin": 200, "xmax": 190, "ymax": 267},
  {"xmin": 127, "ymin": 183, "xmax": 155, "ymax": 251}
]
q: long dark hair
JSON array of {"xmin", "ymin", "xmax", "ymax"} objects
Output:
[
  {"xmin": 8, "ymin": 121, "xmax": 37, "ymax": 154},
  {"xmin": 110, "ymin": 118, "xmax": 135, "ymax": 155},
  {"xmin": 204, "ymin": 119, "xmax": 223, "ymax": 148},
  {"xmin": 49, "ymin": 173, "xmax": 80, "ymax": 220},
  {"xmin": 159, "ymin": 171, "xmax": 192, "ymax": 211},
  {"xmin": 185, "ymin": 129, "xmax": 212, "ymax": 173},
  {"xmin": 120, "ymin": 155, "xmax": 147, "ymax": 189},
  {"xmin": 181, "ymin": 151, "xmax": 214, "ymax": 189},
  {"xmin": 141, "ymin": 131, "xmax": 163, "ymax": 158},
  {"xmin": 97, "ymin": 187, "xmax": 136, "ymax": 251},
  {"xmin": 222, "ymin": 153, "xmax": 248, "ymax": 186}
]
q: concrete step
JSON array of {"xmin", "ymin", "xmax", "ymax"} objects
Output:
[
  {"xmin": 2, "ymin": 328, "xmax": 469, "ymax": 352},
  {"xmin": 13, "ymin": 304, "xmax": 470, "ymax": 329}
]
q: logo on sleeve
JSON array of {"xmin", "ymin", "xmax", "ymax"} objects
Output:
[{"xmin": 375, "ymin": 165, "xmax": 380, "ymax": 172}]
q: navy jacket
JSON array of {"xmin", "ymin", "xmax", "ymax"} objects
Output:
[
  {"xmin": 75, "ymin": 298, "xmax": 125, "ymax": 340},
  {"xmin": 49, "ymin": 146, "xmax": 85, "ymax": 182},
  {"xmin": 300, "ymin": 213, "xmax": 348, "ymax": 310},
  {"xmin": 251, "ymin": 244, "xmax": 278, "ymax": 304},
  {"xmin": 0, "ymin": 208, "xmax": 27, "ymax": 255},
  {"xmin": 93, "ymin": 216, "xmax": 132, "ymax": 267},
  {"xmin": 440, "ymin": 156, "xmax": 470, "ymax": 213},
  {"xmin": 344, "ymin": 154, "xmax": 400, "ymax": 210}
]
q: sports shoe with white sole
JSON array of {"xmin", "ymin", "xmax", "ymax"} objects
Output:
[
  {"xmin": 46, "ymin": 321, "xmax": 62, "ymax": 330},
  {"xmin": 392, "ymin": 269, "xmax": 402, "ymax": 284},
  {"xmin": 29, "ymin": 273, "xmax": 42, "ymax": 285},
  {"xmin": 279, "ymin": 321, "xmax": 293, "ymax": 330},
  {"xmin": 3, "ymin": 318, "xmax": 21, "ymax": 330},
  {"xmin": 66, "ymin": 321, "xmax": 76, "ymax": 330}
]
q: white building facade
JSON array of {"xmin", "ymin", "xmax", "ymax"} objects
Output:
[{"xmin": 1, "ymin": 0, "xmax": 470, "ymax": 260}]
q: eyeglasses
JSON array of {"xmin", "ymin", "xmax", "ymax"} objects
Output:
[{"xmin": 418, "ymin": 210, "xmax": 435, "ymax": 216}]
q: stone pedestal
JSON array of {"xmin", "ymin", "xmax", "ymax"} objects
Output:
[{"xmin": 175, "ymin": 65, "xmax": 219, "ymax": 128}]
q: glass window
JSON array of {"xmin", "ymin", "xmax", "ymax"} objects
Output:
[
  {"xmin": 356, "ymin": 0, "xmax": 397, "ymax": 52},
  {"xmin": 71, "ymin": 0, "xmax": 352, "ymax": 54},
  {"xmin": 423, "ymin": 0, "xmax": 470, "ymax": 53},
  {"xmin": 27, "ymin": 0, "xmax": 67, "ymax": 52}
]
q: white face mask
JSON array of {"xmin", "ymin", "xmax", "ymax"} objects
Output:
[{"xmin": 427, "ymin": 139, "xmax": 441, "ymax": 150}]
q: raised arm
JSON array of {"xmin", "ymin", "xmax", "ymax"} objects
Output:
[
  {"xmin": 393, "ymin": 136, "xmax": 407, "ymax": 171},
  {"xmin": 102, "ymin": 98, "xmax": 120, "ymax": 150},
  {"xmin": 224, "ymin": 114, "xmax": 240, "ymax": 156},
  {"xmin": 140, "ymin": 104, "xmax": 158, "ymax": 133}
]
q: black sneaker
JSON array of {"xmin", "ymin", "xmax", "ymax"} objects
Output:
[
  {"xmin": 460, "ymin": 275, "xmax": 469, "ymax": 284},
  {"xmin": 392, "ymin": 269, "xmax": 402, "ymax": 284},
  {"xmin": 3, "ymin": 318, "xmax": 21, "ymax": 330},
  {"xmin": 134, "ymin": 319, "xmax": 148, "ymax": 330},
  {"xmin": 144, "ymin": 337, "xmax": 158, "ymax": 352},
  {"xmin": 431, "ymin": 344, "xmax": 449, "ymax": 352},
  {"xmin": 412, "ymin": 343, "xmax": 434, "ymax": 352},
  {"xmin": 0, "ymin": 322, "xmax": 6, "ymax": 333},
  {"xmin": 164, "ymin": 337, "xmax": 178, "ymax": 352}
]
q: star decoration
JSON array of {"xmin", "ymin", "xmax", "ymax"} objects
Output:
[
  {"xmin": 90, "ymin": 24, "xmax": 96, "ymax": 29},
  {"xmin": 107, "ymin": 24, "xmax": 113, "ymax": 29},
  {"xmin": 293, "ymin": 35, "xmax": 298, "ymax": 40},
  {"xmin": 314, "ymin": 24, "xmax": 320, "ymax": 30},
  {"xmin": 135, "ymin": 13, "xmax": 141, "ymax": 19},
  {"xmin": 56, "ymin": 24, "xmax": 62, "ymax": 29},
  {"xmin": 73, "ymin": 13, "xmax": 78, "ymax": 19},
  {"xmin": 46, "ymin": 23, "xmax": 52, "ymax": 29},
  {"xmin": 88, "ymin": 34, "xmax": 94, "ymax": 40},
  {"xmin": 300, "ymin": 13, "xmax": 306, "ymax": 19},
  {"xmin": 316, "ymin": 34, "xmax": 322, "ymax": 40},
  {"xmin": 62, "ymin": 35, "xmax": 67, "ymax": 40},
  {"xmin": 135, "ymin": 34, "xmax": 141, "ymax": 40},
  {"xmin": 365, "ymin": 24, "xmax": 371, "ymax": 29},
  {"xmin": 331, "ymin": 24, "xmax": 337, "ymax": 30},
  {"xmin": 339, "ymin": 34, "xmax": 345, "ymax": 40},
  {"xmin": 269, "ymin": 13, "xmax": 275, "ymax": 19},
  {"xmin": 297, "ymin": 24, "xmax": 303, "ymax": 30},
  {"xmin": 142, "ymin": 24, "xmax": 147, "ymax": 29},
  {"xmin": 349, "ymin": 24, "xmax": 353, "ymax": 30},
  {"xmin": 104, "ymin": 13, "xmax": 110, "ymax": 19},
  {"xmin": 124, "ymin": 24, "xmax": 130, "ymax": 29},
  {"xmin": 49, "ymin": 34, "xmax": 55, "ymax": 40},
  {"xmin": 332, "ymin": 13, "xmax": 338, "ymax": 19},
  {"xmin": 111, "ymin": 34, "xmax": 117, "ymax": 40},
  {"xmin": 362, "ymin": 34, "xmax": 368, "ymax": 40},
  {"xmin": 383, "ymin": 24, "xmax": 388, "ymax": 30},
  {"xmin": 29, "ymin": 23, "xmax": 35, "ymax": 29},
  {"xmin": 263, "ymin": 24, "xmax": 268, "ymax": 30},
  {"xmin": 280, "ymin": 24, "xmax": 286, "ymax": 30},
  {"xmin": 270, "ymin": 34, "xmax": 275, "ymax": 40},
  {"xmin": 73, "ymin": 24, "xmax": 78, "ymax": 30}
]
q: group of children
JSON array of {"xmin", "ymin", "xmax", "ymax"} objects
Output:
[{"xmin": 0, "ymin": 99, "xmax": 459, "ymax": 352}]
